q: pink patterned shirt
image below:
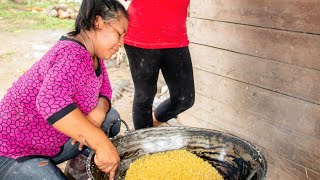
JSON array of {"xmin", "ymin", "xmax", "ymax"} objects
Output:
[{"xmin": 0, "ymin": 36, "xmax": 112, "ymax": 159}]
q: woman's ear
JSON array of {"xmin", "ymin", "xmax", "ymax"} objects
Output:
[{"xmin": 95, "ymin": 16, "xmax": 103, "ymax": 30}]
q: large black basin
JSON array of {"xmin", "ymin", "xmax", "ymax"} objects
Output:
[{"xmin": 87, "ymin": 126, "xmax": 267, "ymax": 180}]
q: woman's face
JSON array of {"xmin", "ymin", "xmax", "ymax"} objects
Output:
[{"xmin": 93, "ymin": 15, "xmax": 128, "ymax": 60}]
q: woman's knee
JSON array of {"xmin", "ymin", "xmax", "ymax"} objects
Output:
[
  {"xmin": 186, "ymin": 96, "xmax": 195, "ymax": 109},
  {"xmin": 181, "ymin": 99, "xmax": 194, "ymax": 111},
  {"xmin": 174, "ymin": 93, "xmax": 195, "ymax": 111},
  {"xmin": 106, "ymin": 107, "xmax": 120, "ymax": 121},
  {"xmin": 101, "ymin": 107, "xmax": 121, "ymax": 137}
]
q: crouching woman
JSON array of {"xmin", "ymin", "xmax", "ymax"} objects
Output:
[{"xmin": 0, "ymin": 0, "xmax": 128, "ymax": 179}]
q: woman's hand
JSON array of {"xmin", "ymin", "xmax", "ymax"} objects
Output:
[
  {"xmin": 94, "ymin": 141, "xmax": 120, "ymax": 180},
  {"xmin": 52, "ymin": 106, "xmax": 118, "ymax": 179}
]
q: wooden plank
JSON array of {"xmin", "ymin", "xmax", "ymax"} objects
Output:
[
  {"xmin": 263, "ymin": 150, "xmax": 320, "ymax": 180},
  {"xmin": 189, "ymin": 43, "xmax": 320, "ymax": 104},
  {"xmin": 190, "ymin": 0, "xmax": 320, "ymax": 34},
  {"xmin": 178, "ymin": 93, "xmax": 320, "ymax": 173},
  {"xmin": 187, "ymin": 18, "xmax": 320, "ymax": 70},
  {"xmin": 192, "ymin": 69, "xmax": 320, "ymax": 140},
  {"xmin": 179, "ymin": 112, "xmax": 320, "ymax": 180}
]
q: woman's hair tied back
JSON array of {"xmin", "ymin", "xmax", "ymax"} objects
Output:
[{"xmin": 68, "ymin": 0, "xmax": 128, "ymax": 36}]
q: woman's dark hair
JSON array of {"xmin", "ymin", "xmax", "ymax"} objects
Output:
[{"xmin": 68, "ymin": 0, "xmax": 128, "ymax": 36}]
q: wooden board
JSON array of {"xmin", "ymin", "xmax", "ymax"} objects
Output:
[
  {"xmin": 187, "ymin": 18, "xmax": 320, "ymax": 70},
  {"xmin": 178, "ymin": 92, "xmax": 320, "ymax": 173},
  {"xmin": 189, "ymin": 43, "xmax": 320, "ymax": 104},
  {"xmin": 190, "ymin": 0, "xmax": 320, "ymax": 34},
  {"xmin": 179, "ymin": 111, "xmax": 320, "ymax": 179},
  {"xmin": 263, "ymin": 150, "xmax": 320, "ymax": 180},
  {"xmin": 192, "ymin": 69, "xmax": 320, "ymax": 140}
]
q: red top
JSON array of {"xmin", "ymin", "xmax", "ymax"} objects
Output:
[{"xmin": 124, "ymin": 0, "xmax": 190, "ymax": 49}]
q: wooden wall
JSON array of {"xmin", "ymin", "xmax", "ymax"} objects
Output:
[{"xmin": 179, "ymin": 0, "xmax": 320, "ymax": 179}]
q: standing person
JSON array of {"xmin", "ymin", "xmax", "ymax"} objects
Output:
[
  {"xmin": 124, "ymin": 0, "xmax": 195, "ymax": 130},
  {"xmin": 0, "ymin": 0, "xmax": 128, "ymax": 179}
]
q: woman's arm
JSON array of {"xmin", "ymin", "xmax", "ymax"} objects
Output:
[
  {"xmin": 73, "ymin": 97, "xmax": 110, "ymax": 150},
  {"xmin": 52, "ymin": 108, "xmax": 119, "ymax": 180},
  {"xmin": 86, "ymin": 97, "xmax": 110, "ymax": 127}
]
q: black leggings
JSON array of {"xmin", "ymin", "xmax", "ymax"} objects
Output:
[{"xmin": 125, "ymin": 45, "xmax": 195, "ymax": 130}]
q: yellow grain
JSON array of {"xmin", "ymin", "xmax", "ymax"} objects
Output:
[{"xmin": 125, "ymin": 149, "xmax": 223, "ymax": 180}]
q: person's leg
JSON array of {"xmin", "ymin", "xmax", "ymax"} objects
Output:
[
  {"xmin": 154, "ymin": 46, "xmax": 195, "ymax": 122},
  {"xmin": 124, "ymin": 44, "xmax": 161, "ymax": 129},
  {"xmin": 0, "ymin": 156, "xmax": 67, "ymax": 180},
  {"xmin": 50, "ymin": 107, "xmax": 121, "ymax": 164}
]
